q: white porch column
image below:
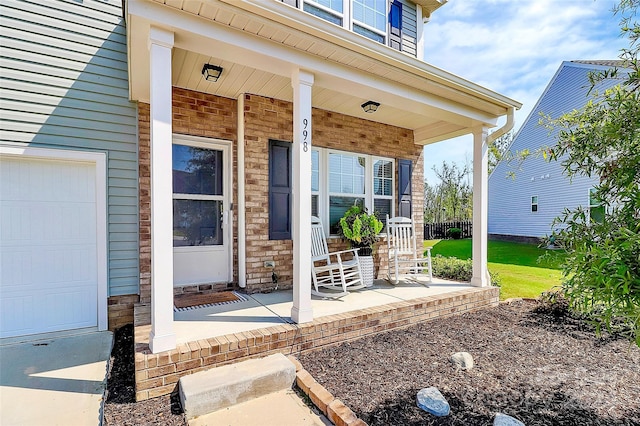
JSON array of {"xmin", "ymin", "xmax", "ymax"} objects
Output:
[
  {"xmin": 471, "ymin": 126, "xmax": 490, "ymax": 287},
  {"xmin": 291, "ymin": 69, "xmax": 314, "ymax": 323},
  {"xmin": 148, "ymin": 27, "xmax": 176, "ymax": 353}
]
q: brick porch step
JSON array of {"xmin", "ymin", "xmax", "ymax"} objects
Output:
[{"xmin": 178, "ymin": 353, "xmax": 296, "ymax": 419}]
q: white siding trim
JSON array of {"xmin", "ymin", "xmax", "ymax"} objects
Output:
[{"xmin": 0, "ymin": 144, "xmax": 108, "ymax": 331}]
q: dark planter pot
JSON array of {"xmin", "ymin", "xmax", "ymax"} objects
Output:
[{"xmin": 357, "ymin": 247, "xmax": 373, "ymax": 257}]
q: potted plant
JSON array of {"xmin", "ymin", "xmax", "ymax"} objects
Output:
[{"xmin": 338, "ymin": 205, "xmax": 384, "ymax": 287}]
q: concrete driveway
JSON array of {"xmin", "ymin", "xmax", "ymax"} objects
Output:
[{"xmin": 0, "ymin": 330, "xmax": 113, "ymax": 426}]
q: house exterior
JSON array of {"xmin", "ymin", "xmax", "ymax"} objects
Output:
[
  {"xmin": 1, "ymin": 0, "xmax": 138, "ymax": 338},
  {"xmin": 1, "ymin": 0, "xmax": 520, "ymax": 364},
  {"xmin": 488, "ymin": 60, "xmax": 621, "ymax": 241}
]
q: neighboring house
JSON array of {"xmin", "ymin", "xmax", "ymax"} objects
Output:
[
  {"xmin": 488, "ymin": 60, "xmax": 621, "ymax": 241},
  {"xmin": 1, "ymin": 0, "xmax": 520, "ymax": 360}
]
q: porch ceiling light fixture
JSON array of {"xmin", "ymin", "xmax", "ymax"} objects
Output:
[
  {"xmin": 361, "ymin": 100, "xmax": 380, "ymax": 113},
  {"xmin": 202, "ymin": 63, "xmax": 223, "ymax": 82}
]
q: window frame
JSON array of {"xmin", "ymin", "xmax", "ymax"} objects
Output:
[
  {"xmin": 172, "ymin": 137, "xmax": 230, "ymax": 250},
  {"xmin": 313, "ymin": 147, "xmax": 395, "ymax": 236},
  {"xmin": 352, "ymin": 0, "xmax": 387, "ymax": 42},
  {"xmin": 588, "ymin": 187, "xmax": 605, "ymax": 224},
  {"xmin": 301, "ymin": 0, "xmax": 388, "ymax": 45},
  {"xmin": 531, "ymin": 195, "xmax": 538, "ymax": 213}
]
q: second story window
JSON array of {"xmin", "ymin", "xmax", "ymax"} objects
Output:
[
  {"xmin": 304, "ymin": 0, "xmax": 344, "ymax": 26},
  {"xmin": 352, "ymin": 0, "xmax": 386, "ymax": 43}
]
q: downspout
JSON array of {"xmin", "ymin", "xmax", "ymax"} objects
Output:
[
  {"xmin": 237, "ymin": 94, "xmax": 246, "ymax": 288},
  {"xmin": 486, "ymin": 106, "xmax": 515, "ymax": 145},
  {"xmin": 481, "ymin": 106, "xmax": 515, "ymax": 285}
]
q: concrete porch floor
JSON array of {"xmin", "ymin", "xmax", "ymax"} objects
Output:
[{"xmin": 142, "ymin": 277, "xmax": 474, "ymax": 345}]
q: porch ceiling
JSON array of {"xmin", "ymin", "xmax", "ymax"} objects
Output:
[
  {"xmin": 172, "ymin": 48, "xmax": 440, "ymax": 131},
  {"xmin": 127, "ymin": 0, "xmax": 521, "ymax": 144}
]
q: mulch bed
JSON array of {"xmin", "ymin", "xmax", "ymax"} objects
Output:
[{"xmin": 103, "ymin": 300, "xmax": 640, "ymax": 426}]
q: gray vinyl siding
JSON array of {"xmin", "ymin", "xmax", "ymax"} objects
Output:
[
  {"xmin": 1, "ymin": 0, "xmax": 139, "ymax": 296},
  {"xmin": 488, "ymin": 62, "xmax": 617, "ymax": 238},
  {"xmin": 399, "ymin": 0, "xmax": 417, "ymax": 57}
]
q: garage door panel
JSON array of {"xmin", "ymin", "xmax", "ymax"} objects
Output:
[
  {"xmin": 0, "ymin": 294, "xmax": 35, "ymax": 337},
  {"xmin": 0, "ymin": 155, "xmax": 99, "ymax": 338}
]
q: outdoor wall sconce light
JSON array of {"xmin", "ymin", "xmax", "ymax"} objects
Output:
[
  {"xmin": 202, "ymin": 64, "xmax": 223, "ymax": 82},
  {"xmin": 361, "ymin": 100, "xmax": 380, "ymax": 113}
]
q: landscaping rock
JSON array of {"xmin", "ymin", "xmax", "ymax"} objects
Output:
[
  {"xmin": 494, "ymin": 412, "xmax": 525, "ymax": 426},
  {"xmin": 450, "ymin": 352, "xmax": 474, "ymax": 370},
  {"xmin": 416, "ymin": 387, "xmax": 450, "ymax": 417}
]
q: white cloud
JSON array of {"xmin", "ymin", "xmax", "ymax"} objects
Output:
[{"xmin": 422, "ymin": 0, "xmax": 628, "ymax": 184}]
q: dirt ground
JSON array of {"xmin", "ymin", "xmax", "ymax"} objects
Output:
[{"xmin": 104, "ymin": 300, "xmax": 640, "ymax": 426}]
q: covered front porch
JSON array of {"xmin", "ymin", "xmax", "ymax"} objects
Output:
[
  {"xmin": 126, "ymin": 0, "xmax": 521, "ymax": 367},
  {"xmin": 134, "ymin": 279, "xmax": 500, "ymax": 400}
]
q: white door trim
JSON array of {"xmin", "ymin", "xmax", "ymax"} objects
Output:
[
  {"xmin": 172, "ymin": 134, "xmax": 233, "ymax": 283},
  {"xmin": 0, "ymin": 144, "xmax": 108, "ymax": 331}
]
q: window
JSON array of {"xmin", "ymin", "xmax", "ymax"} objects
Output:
[
  {"xmin": 303, "ymin": 0, "xmax": 343, "ymax": 25},
  {"xmin": 172, "ymin": 144, "xmax": 223, "ymax": 246},
  {"xmin": 311, "ymin": 149, "xmax": 320, "ymax": 217},
  {"xmin": 531, "ymin": 196, "xmax": 538, "ymax": 212},
  {"xmin": 373, "ymin": 158, "xmax": 393, "ymax": 223},
  {"xmin": 353, "ymin": 0, "xmax": 387, "ymax": 43},
  {"xmin": 329, "ymin": 152, "xmax": 366, "ymax": 233},
  {"xmin": 589, "ymin": 188, "xmax": 605, "ymax": 223},
  {"xmin": 313, "ymin": 148, "xmax": 394, "ymax": 235},
  {"xmin": 301, "ymin": 0, "xmax": 397, "ymax": 46}
]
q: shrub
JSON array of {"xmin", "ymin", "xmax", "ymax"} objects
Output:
[
  {"xmin": 447, "ymin": 227, "xmax": 462, "ymax": 239},
  {"xmin": 430, "ymin": 254, "xmax": 500, "ymax": 287}
]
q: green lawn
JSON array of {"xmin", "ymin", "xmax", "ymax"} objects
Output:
[{"xmin": 424, "ymin": 239, "xmax": 565, "ymax": 300}]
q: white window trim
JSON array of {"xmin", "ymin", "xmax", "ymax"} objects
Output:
[
  {"xmin": 531, "ymin": 195, "xmax": 538, "ymax": 213},
  {"xmin": 313, "ymin": 147, "xmax": 395, "ymax": 236},
  {"xmin": 352, "ymin": 0, "xmax": 388, "ymax": 37},
  {"xmin": 303, "ymin": 0, "xmax": 344, "ymax": 24},
  {"xmin": 172, "ymin": 135, "xmax": 232, "ymax": 256},
  {"xmin": 302, "ymin": 0, "xmax": 387, "ymax": 42}
]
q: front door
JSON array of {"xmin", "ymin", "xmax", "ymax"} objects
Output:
[{"xmin": 172, "ymin": 135, "xmax": 231, "ymax": 286}]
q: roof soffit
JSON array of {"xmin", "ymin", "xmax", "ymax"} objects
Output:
[{"xmin": 140, "ymin": 0, "xmax": 520, "ymax": 115}]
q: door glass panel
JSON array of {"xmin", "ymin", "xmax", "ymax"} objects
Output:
[
  {"xmin": 173, "ymin": 200, "xmax": 222, "ymax": 247},
  {"xmin": 172, "ymin": 145, "xmax": 223, "ymax": 195}
]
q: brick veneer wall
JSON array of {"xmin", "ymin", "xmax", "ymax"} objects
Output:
[
  {"xmin": 137, "ymin": 89, "xmax": 238, "ymax": 308},
  {"xmin": 138, "ymin": 90, "xmax": 424, "ymax": 300},
  {"xmin": 134, "ymin": 286, "xmax": 500, "ymax": 400},
  {"xmin": 243, "ymin": 94, "xmax": 424, "ymax": 293},
  {"xmin": 107, "ymin": 294, "xmax": 139, "ymax": 330}
]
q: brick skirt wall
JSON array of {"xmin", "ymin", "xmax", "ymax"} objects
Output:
[
  {"xmin": 134, "ymin": 286, "xmax": 499, "ymax": 400},
  {"xmin": 108, "ymin": 294, "xmax": 139, "ymax": 331}
]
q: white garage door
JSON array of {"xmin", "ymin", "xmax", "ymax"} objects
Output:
[{"xmin": 0, "ymin": 154, "xmax": 101, "ymax": 338}]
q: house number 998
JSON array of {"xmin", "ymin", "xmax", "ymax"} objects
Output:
[{"xmin": 302, "ymin": 118, "xmax": 309, "ymax": 152}]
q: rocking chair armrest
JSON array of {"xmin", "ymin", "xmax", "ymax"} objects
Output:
[{"xmin": 327, "ymin": 248, "xmax": 361, "ymax": 257}]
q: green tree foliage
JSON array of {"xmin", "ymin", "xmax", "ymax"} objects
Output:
[
  {"xmin": 542, "ymin": 0, "xmax": 640, "ymax": 345},
  {"xmin": 424, "ymin": 161, "xmax": 472, "ymax": 223},
  {"xmin": 488, "ymin": 131, "xmax": 513, "ymax": 175}
]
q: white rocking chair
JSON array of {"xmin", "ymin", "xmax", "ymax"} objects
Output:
[
  {"xmin": 311, "ymin": 216, "xmax": 365, "ymax": 298},
  {"xmin": 386, "ymin": 215, "xmax": 433, "ymax": 284}
]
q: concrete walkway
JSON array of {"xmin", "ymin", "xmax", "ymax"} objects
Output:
[
  {"xmin": 188, "ymin": 389, "xmax": 331, "ymax": 426},
  {"xmin": 0, "ymin": 330, "xmax": 113, "ymax": 426}
]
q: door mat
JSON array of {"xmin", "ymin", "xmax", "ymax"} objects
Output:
[{"xmin": 173, "ymin": 291, "xmax": 248, "ymax": 312}]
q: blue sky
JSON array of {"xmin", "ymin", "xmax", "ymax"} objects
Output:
[{"xmin": 421, "ymin": 0, "xmax": 628, "ymax": 184}]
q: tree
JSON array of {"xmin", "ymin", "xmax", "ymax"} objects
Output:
[
  {"xmin": 488, "ymin": 131, "xmax": 513, "ymax": 175},
  {"xmin": 543, "ymin": 0, "xmax": 640, "ymax": 346},
  {"xmin": 424, "ymin": 161, "xmax": 472, "ymax": 223}
]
